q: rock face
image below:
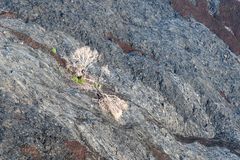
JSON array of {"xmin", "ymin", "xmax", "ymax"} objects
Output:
[
  {"xmin": 0, "ymin": 0, "xmax": 240, "ymax": 159},
  {"xmin": 172, "ymin": 0, "xmax": 240, "ymax": 55}
]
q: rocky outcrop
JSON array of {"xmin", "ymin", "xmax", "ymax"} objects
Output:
[
  {"xmin": 172, "ymin": 0, "xmax": 240, "ymax": 55},
  {"xmin": 0, "ymin": 0, "xmax": 240, "ymax": 159}
]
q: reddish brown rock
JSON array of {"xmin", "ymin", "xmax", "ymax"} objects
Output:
[
  {"xmin": 64, "ymin": 140, "xmax": 87, "ymax": 160},
  {"xmin": 0, "ymin": 11, "xmax": 16, "ymax": 19},
  {"xmin": 171, "ymin": 0, "xmax": 240, "ymax": 55},
  {"xmin": 149, "ymin": 145, "xmax": 171, "ymax": 160},
  {"xmin": 216, "ymin": 0, "xmax": 240, "ymax": 42},
  {"xmin": 105, "ymin": 32, "xmax": 144, "ymax": 55},
  {"xmin": 20, "ymin": 145, "xmax": 41, "ymax": 160}
]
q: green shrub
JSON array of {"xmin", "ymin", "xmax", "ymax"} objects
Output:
[
  {"xmin": 51, "ymin": 47, "xmax": 57, "ymax": 55},
  {"xmin": 71, "ymin": 76, "xmax": 86, "ymax": 85}
]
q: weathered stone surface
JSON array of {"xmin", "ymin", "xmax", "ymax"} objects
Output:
[
  {"xmin": 0, "ymin": 0, "xmax": 240, "ymax": 159},
  {"xmin": 172, "ymin": 0, "xmax": 240, "ymax": 55}
]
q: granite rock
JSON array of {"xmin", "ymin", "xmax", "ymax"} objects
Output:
[{"xmin": 0, "ymin": 0, "xmax": 240, "ymax": 159}]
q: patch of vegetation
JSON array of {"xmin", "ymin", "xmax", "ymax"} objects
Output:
[
  {"xmin": 51, "ymin": 47, "xmax": 57, "ymax": 55},
  {"xmin": 71, "ymin": 75, "xmax": 86, "ymax": 85}
]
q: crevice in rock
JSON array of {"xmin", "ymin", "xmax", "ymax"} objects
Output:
[
  {"xmin": 147, "ymin": 143, "xmax": 172, "ymax": 160},
  {"xmin": 174, "ymin": 134, "xmax": 240, "ymax": 157}
]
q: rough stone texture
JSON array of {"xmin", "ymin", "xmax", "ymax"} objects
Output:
[
  {"xmin": 0, "ymin": 0, "xmax": 240, "ymax": 159},
  {"xmin": 172, "ymin": 0, "xmax": 240, "ymax": 55},
  {"xmin": 216, "ymin": 0, "xmax": 240, "ymax": 43}
]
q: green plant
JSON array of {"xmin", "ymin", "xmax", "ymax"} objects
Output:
[
  {"xmin": 51, "ymin": 47, "xmax": 57, "ymax": 55},
  {"xmin": 71, "ymin": 75, "xmax": 86, "ymax": 85}
]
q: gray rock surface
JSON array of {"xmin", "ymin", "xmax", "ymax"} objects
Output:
[{"xmin": 0, "ymin": 0, "xmax": 240, "ymax": 159}]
